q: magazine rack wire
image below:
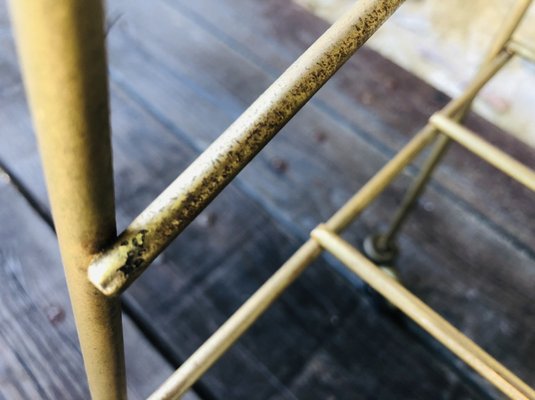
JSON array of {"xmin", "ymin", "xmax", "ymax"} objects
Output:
[{"xmin": 8, "ymin": 0, "xmax": 535, "ymax": 398}]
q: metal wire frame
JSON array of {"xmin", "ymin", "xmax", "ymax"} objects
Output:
[
  {"xmin": 9, "ymin": 0, "xmax": 404, "ymax": 398},
  {"xmin": 9, "ymin": 0, "xmax": 535, "ymax": 399},
  {"xmin": 87, "ymin": 0, "xmax": 407, "ymax": 297},
  {"xmin": 150, "ymin": 42, "xmax": 535, "ymax": 397},
  {"xmin": 366, "ymin": 0, "xmax": 534, "ymax": 258},
  {"xmin": 148, "ymin": 1, "xmax": 535, "ymax": 398}
]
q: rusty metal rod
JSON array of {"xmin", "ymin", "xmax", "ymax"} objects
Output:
[
  {"xmin": 88, "ymin": 0, "xmax": 407, "ymax": 297},
  {"xmin": 148, "ymin": 124, "xmax": 434, "ymax": 400},
  {"xmin": 8, "ymin": 0, "xmax": 126, "ymax": 398},
  {"xmin": 312, "ymin": 226, "xmax": 535, "ymax": 400}
]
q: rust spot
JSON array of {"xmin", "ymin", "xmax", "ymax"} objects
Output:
[
  {"xmin": 118, "ymin": 229, "xmax": 148, "ymax": 278},
  {"xmin": 314, "ymin": 131, "xmax": 328, "ymax": 143},
  {"xmin": 45, "ymin": 305, "xmax": 65, "ymax": 326},
  {"xmin": 271, "ymin": 158, "xmax": 289, "ymax": 174}
]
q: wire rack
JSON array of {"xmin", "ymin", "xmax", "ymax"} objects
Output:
[{"xmin": 8, "ymin": 0, "xmax": 535, "ymax": 399}]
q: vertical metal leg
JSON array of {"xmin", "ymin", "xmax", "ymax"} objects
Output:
[
  {"xmin": 363, "ymin": 0, "xmax": 532, "ymax": 263},
  {"xmin": 9, "ymin": 1, "xmax": 126, "ymax": 399},
  {"xmin": 364, "ymin": 133, "xmax": 451, "ymax": 263}
]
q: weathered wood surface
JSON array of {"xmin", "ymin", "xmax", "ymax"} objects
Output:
[
  {"xmin": 0, "ymin": 176, "xmax": 203, "ymax": 399},
  {"xmin": 0, "ymin": 0, "xmax": 534, "ymax": 399}
]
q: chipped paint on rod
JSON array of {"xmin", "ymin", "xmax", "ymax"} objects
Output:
[
  {"xmin": 430, "ymin": 114, "xmax": 535, "ymax": 193},
  {"xmin": 8, "ymin": 0, "xmax": 126, "ymax": 398},
  {"xmin": 148, "ymin": 124, "xmax": 434, "ymax": 400},
  {"xmin": 311, "ymin": 226, "xmax": 535, "ymax": 400},
  {"xmin": 88, "ymin": 0, "xmax": 407, "ymax": 297}
]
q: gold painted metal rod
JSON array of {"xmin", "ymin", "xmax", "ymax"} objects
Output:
[
  {"xmin": 508, "ymin": 39, "xmax": 535, "ymax": 63},
  {"xmin": 148, "ymin": 240, "xmax": 322, "ymax": 400},
  {"xmin": 311, "ymin": 226, "xmax": 535, "ymax": 400},
  {"xmin": 88, "ymin": 0, "xmax": 406, "ymax": 297},
  {"xmin": 484, "ymin": 0, "xmax": 533, "ymax": 63},
  {"xmin": 372, "ymin": 45, "xmax": 514, "ymax": 251},
  {"xmin": 350, "ymin": 46, "xmax": 512, "ymax": 246},
  {"xmin": 441, "ymin": 50, "xmax": 513, "ymax": 118},
  {"xmin": 149, "ymin": 124, "xmax": 436, "ymax": 399},
  {"xmin": 325, "ymin": 127, "xmax": 436, "ymax": 232},
  {"xmin": 430, "ymin": 114, "xmax": 535, "ymax": 193},
  {"xmin": 8, "ymin": 0, "xmax": 126, "ymax": 398},
  {"xmin": 376, "ymin": 133, "xmax": 451, "ymax": 251}
]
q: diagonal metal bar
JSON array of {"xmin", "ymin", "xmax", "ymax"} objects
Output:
[
  {"xmin": 147, "ymin": 121, "xmax": 434, "ymax": 400},
  {"xmin": 88, "ymin": 0, "xmax": 407, "ymax": 297},
  {"xmin": 311, "ymin": 226, "xmax": 535, "ymax": 400}
]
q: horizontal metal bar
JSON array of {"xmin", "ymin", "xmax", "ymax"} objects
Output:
[
  {"xmin": 148, "ymin": 119, "xmax": 435, "ymax": 399},
  {"xmin": 311, "ymin": 226, "xmax": 535, "ymax": 400},
  {"xmin": 508, "ymin": 39, "xmax": 535, "ymax": 63},
  {"xmin": 88, "ymin": 0, "xmax": 406, "ymax": 297},
  {"xmin": 430, "ymin": 114, "xmax": 535, "ymax": 193}
]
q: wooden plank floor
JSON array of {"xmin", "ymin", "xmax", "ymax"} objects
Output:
[{"xmin": 1, "ymin": 0, "xmax": 534, "ymax": 399}]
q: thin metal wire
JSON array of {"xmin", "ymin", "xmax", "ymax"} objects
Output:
[{"xmin": 311, "ymin": 226, "xmax": 535, "ymax": 400}]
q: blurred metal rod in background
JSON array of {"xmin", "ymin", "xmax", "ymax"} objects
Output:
[
  {"xmin": 371, "ymin": 49, "xmax": 513, "ymax": 252},
  {"xmin": 485, "ymin": 0, "xmax": 533, "ymax": 62},
  {"xmin": 508, "ymin": 39, "xmax": 535, "ymax": 63},
  {"xmin": 8, "ymin": 0, "xmax": 126, "ymax": 399},
  {"xmin": 430, "ymin": 114, "xmax": 535, "ymax": 192},
  {"xmin": 88, "ymin": 0, "xmax": 407, "ymax": 297},
  {"xmin": 311, "ymin": 226, "xmax": 535, "ymax": 400}
]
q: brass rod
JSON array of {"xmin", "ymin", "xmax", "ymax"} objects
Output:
[
  {"xmin": 508, "ymin": 39, "xmax": 535, "ymax": 63},
  {"xmin": 311, "ymin": 226, "xmax": 535, "ymax": 400},
  {"xmin": 8, "ymin": 1, "xmax": 126, "ymax": 399},
  {"xmin": 148, "ymin": 240, "xmax": 322, "ymax": 400},
  {"xmin": 376, "ymin": 134, "xmax": 451, "ymax": 250},
  {"xmin": 430, "ymin": 114, "xmax": 535, "ymax": 193},
  {"xmin": 484, "ymin": 0, "xmax": 533, "ymax": 63},
  {"xmin": 88, "ymin": 0, "xmax": 406, "ymax": 297},
  {"xmin": 149, "ymin": 122, "xmax": 435, "ymax": 399}
]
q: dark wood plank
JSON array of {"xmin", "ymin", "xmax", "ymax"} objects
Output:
[
  {"xmin": 1, "ymin": 0, "xmax": 534, "ymax": 399},
  {"xmin": 0, "ymin": 176, "xmax": 199, "ymax": 399}
]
